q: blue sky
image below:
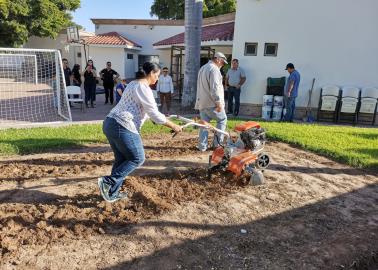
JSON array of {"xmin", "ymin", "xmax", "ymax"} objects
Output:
[{"xmin": 72, "ymin": 0, "xmax": 155, "ymax": 32}]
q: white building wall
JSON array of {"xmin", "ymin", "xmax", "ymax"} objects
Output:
[
  {"xmin": 96, "ymin": 24, "xmax": 184, "ymax": 66},
  {"xmin": 87, "ymin": 47, "xmax": 125, "ymax": 79},
  {"xmin": 233, "ymin": 0, "xmax": 378, "ymax": 107}
]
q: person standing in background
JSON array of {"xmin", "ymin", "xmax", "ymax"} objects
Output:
[
  {"xmin": 62, "ymin": 58, "xmax": 72, "ymax": 86},
  {"xmin": 62, "ymin": 58, "xmax": 74, "ymax": 106},
  {"xmin": 72, "ymin": 64, "xmax": 82, "ymax": 87},
  {"xmin": 225, "ymin": 59, "xmax": 246, "ymax": 116},
  {"xmin": 100, "ymin": 62, "xmax": 119, "ymax": 105},
  {"xmin": 282, "ymin": 63, "xmax": 301, "ymax": 122},
  {"xmin": 157, "ymin": 67, "xmax": 174, "ymax": 115},
  {"xmin": 84, "ymin": 59, "xmax": 97, "ymax": 108},
  {"xmin": 71, "ymin": 64, "xmax": 82, "ymax": 100},
  {"xmin": 115, "ymin": 78, "xmax": 127, "ymax": 104}
]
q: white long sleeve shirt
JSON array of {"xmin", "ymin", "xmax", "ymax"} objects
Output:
[
  {"xmin": 157, "ymin": 75, "xmax": 174, "ymax": 93},
  {"xmin": 107, "ymin": 80, "xmax": 166, "ymax": 133}
]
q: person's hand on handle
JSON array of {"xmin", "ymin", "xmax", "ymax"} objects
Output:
[
  {"xmin": 164, "ymin": 120, "xmax": 183, "ymax": 137},
  {"xmin": 215, "ymin": 102, "xmax": 222, "ymax": 113},
  {"xmin": 171, "ymin": 123, "xmax": 182, "ymax": 134}
]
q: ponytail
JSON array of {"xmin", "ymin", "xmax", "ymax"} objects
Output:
[{"xmin": 136, "ymin": 62, "xmax": 160, "ymax": 79}]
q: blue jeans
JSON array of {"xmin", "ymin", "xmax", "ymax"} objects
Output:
[
  {"xmin": 102, "ymin": 117, "xmax": 145, "ymax": 198},
  {"xmin": 227, "ymin": 87, "xmax": 241, "ymax": 115},
  {"xmin": 198, "ymin": 108, "xmax": 227, "ymax": 151},
  {"xmin": 283, "ymin": 96, "xmax": 296, "ymax": 121}
]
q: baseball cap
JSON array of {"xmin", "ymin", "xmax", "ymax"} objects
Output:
[
  {"xmin": 214, "ymin": 52, "xmax": 228, "ymax": 64},
  {"xmin": 285, "ymin": 63, "xmax": 295, "ymax": 70}
]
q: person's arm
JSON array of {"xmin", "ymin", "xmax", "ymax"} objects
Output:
[
  {"xmin": 209, "ymin": 69, "xmax": 224, "ymax": 112},
  {"xmin": 238, "ymin": 77, "xmax": 246, "ymax": 88},
  {"xmin": 114, "ymin": 70, "xmax": 120, "ymax": 80},
  {"xmin": 135, "ymin": 84, "xmax": 182, "ymax": 132},
  {"xmin": 287, "ymin": 80, "xmax": 295, "ymax": 97},
  {"xmin": 225, "ymin": 70, "xmax": 230, "ymax": 88},
  {"xmin": 156, "ymin": 77, "xmax": 161, "ymax": 93},
  {"xmin": 117, "ymin": 88, "xmax": 123, "ymax": 97},
  {"xmin": 237, "ymin": 69, "xmax": 246, "ymax": 89},
  {"xmin": 169, "ymin": 76, "xmax": 174, "ymax": 94}
]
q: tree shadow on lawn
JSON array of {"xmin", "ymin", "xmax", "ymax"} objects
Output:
[
  {"xmin": 348, "ymin": 148, "xmax": 378, "ymax": 170},
  {"xmin": 100, "ymin": 183, "xmax": 378, "ymax": 270},
  {"xmin": 350, "ymin": 132, "xmax": 378, "ymax": 140}
]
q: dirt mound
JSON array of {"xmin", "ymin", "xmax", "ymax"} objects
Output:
[
  {"xmin": 0, "ymin": 135, "xmax": 200, "ymax": 183},
  {"xmin": 0, "ymin": 168, "xmax": 242, "ymax": 261},
  {"xmin": 0, "ymin": 152, "xmax": 114, "ymax": 182},
  {"xmin": 0, "ymin": 134, "xmax": 377, "ymax": 269},
  {"xmin": 144, "ymin": 137, "xmax": 200, "ymax": 158}
]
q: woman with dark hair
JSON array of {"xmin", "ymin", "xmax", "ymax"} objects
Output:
[
  {"xmin": 72, "ymin": 64, "xmax": 82, "ymax": 87},
  {"xmin": 83, "ymin": 59, "xmax": 97, "ymax": 108},
  {"xmin": 98, "ymin": 62, "xmax": 182, "ymax": 202}
]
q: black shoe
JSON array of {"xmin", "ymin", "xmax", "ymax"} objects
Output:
[
  {"xmin": 233, "ymin": 112, "xmax": 239, "ymax": 116},
  {"xmin": 91, "ymin": 103, "xmax": 95, "ymax": 108},
  {"xmin": 85, "ymin": 103, "xmax": 89, "ymax": 108},
  {"xmin": 104, "ymin": 101, "xmax": 108, "ymax": 104}
]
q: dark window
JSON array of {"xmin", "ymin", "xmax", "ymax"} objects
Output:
[
  {"xmin": 138, "ymin": 55, "xmax": 159, "ymax": 66},
  {"xmin": 264, "ymin": 43, "xmax": 278, "ymax": 57},
  {"xmin": 77, "ymin": 52, "xmax": 81, "ymax": 58},
  {"xmin": 244, "ymin": 43, "xmax": 258, "ymax": 56},
  {"xmin": 127, "ymin": 54, "xmax": 134, "ymax": 60}
]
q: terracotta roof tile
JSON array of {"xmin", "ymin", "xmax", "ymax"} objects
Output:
[
  {"xmin": 84, "ymin": 32, "xmax": 141, "ymax": 47},
  {"xmin": 153, "ymin": 22, "xmax": 234, "ymax": 46}
]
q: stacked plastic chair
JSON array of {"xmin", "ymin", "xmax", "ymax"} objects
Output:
[
  {"xmin": 317, "ymin": 85, "xmax": 340, "ymax": 122},
  {"xmin": 358, "ymin": 87, "xmax": 378, "ymax": 125},
  {"xmin": 337, "ymin": 86, "xmax": 360, "ymax": 124}
]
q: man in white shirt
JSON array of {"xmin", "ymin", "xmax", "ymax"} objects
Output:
[
  {"xmin": 195, "ymin": 52, "xmax": 228, "ymax": 152},
  {"xmin": 157, "ymin": 67, "xmax": 174, "ymax": 115}
]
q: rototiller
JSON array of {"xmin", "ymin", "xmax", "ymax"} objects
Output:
[{"xmin": 169, "ymin": 115, "xmax": 270, "ymax": 185}]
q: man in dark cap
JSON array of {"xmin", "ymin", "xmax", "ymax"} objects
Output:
[{"xmin": 283, "ymin": 63, "xmax": 300, "ymax": 122}]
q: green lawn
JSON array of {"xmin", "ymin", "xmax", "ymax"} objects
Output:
[
  {"xmin": 229, "ymin": 120, "xmax": 378, "ymax": 169},
  {"xmin": 0, "ymin": 120, "xmax": 377, "ymax": 170}
]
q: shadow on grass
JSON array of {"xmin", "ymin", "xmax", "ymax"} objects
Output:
[
  {"xmin": 351, "ymin": 133, "xmax": 378, "ymax": 140},
  {"xmin": 0, "ymin": 138, "xmax": 105, "ymax": 155}
]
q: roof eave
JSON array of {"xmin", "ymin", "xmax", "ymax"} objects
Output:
[
  {"xmin": 154, "ymin": 40, "xmax": 233, "ymax": 49},
  {"xmin": 86, "ymin": 44, "xmax": 142, "ymax": 50}
]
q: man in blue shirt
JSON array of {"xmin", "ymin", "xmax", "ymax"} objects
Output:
[{"xmin": 283, "ymin": 63, "xmax": 300, "ymax": 122}]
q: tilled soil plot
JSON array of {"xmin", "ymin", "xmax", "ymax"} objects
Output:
[{"xmin": 0, "ymin": 134, "xmax": 377, "ymax": 270}]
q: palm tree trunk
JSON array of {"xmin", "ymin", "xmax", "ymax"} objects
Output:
[{"xmin": 181, "ymin": 0, "xmax": 203, "ymax": 109}]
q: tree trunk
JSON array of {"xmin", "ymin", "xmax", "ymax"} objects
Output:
[{"xmin": 181, "ymin": 0, "xmax": 203, "ymax": 109}]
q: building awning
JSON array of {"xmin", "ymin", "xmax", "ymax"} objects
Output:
[
  {"xmin": 83, "ymin": 32, "xmax": 142, "ymax": 49},
  {"xmin": 153, "ymin": 22, "xmax": 234, "ymax": 48}
]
